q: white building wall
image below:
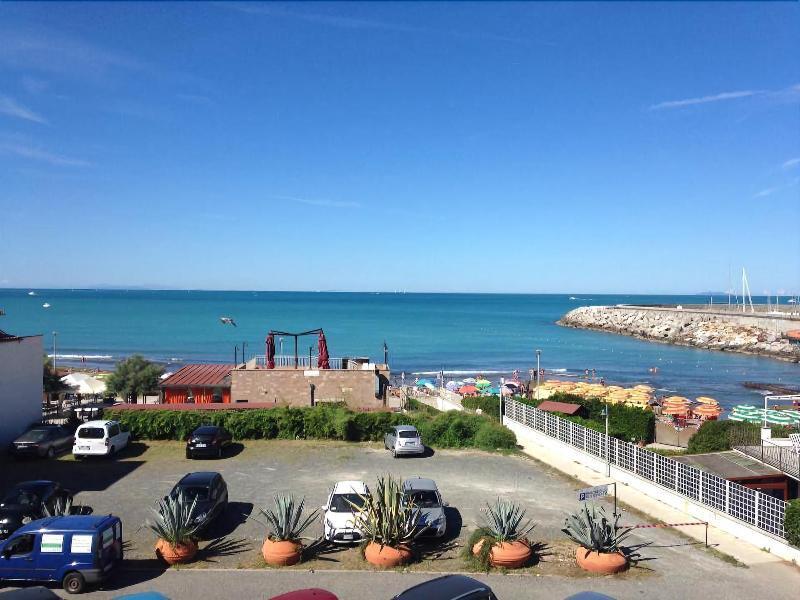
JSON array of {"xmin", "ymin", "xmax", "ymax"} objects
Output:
[{"xmin": 0, "ymin": 335, "xmax": 43, "ymax": 449}]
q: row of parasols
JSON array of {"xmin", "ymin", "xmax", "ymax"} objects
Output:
[
  {"xmin": 416, "ymin": 377, "xmax": 518, "ymax": 396},
  {"xmin": 659, "ymin": 395, "xmax": 723, "ymax": 419},
  {"xmin": 728, "ymin": 404, "xmax": 800, "ymax": 425},
  {"xmin": 537, "ymin": 380, "xmax": 655, "ymax": 408}
]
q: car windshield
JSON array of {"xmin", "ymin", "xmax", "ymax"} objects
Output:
[
  {"xmin": 405, "ymin": 490, "xmax": 440, "ymax": 507},
  {"xmin": 174, "ymin": 486, "xmax": 209, "ymax": 501},
  {"xmin": 18, "ymin": 429, "xmax": 51, "ymax": 442},
  {"xmin": 78, "ymin": 427, "xmax": 105, "ymax": 439},
  {"xmin": 329, "ymin": 493, "xmax": 366, "ymax": 512},
  {"xmin": 398, "ymin": 430, "xmax": 418, "ymax": 438},
  {"xmin": 1, "ymin": 489, "xmax": 41, "ymax": 506}
]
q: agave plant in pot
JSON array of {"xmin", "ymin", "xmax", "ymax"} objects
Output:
[
  {"xmin": 147, "ymin": 491, "xmax": 201, "ymax": 565},
  {"xmin": 471, "ymin": 498, "xmax": 536, "ymax": 568},
  {"xmin": 563, "ymin": 503, "xmax": 632, "ymax": 574},
  {"xmin": 253, "ymin": 494, "xmax": 318, "ymax": 566},
  {"xmin": 351, "ymin": 475, "xmax": 422, "ymax": 568}
]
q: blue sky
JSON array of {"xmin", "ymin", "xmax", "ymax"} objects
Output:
[{"xmin": 0, "ymin": 2, "xmax": 798, "ymax": 294}]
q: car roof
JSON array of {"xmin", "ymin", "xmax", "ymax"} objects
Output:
[
  {"xmin": 77, "ymin": 420, "xmax": 116, "ymax": 428},
  {"xmin": 394, "ymin": 425, "xmax": 418, "ymax": 432},
  {"xmin": 8, "ymin": 480, "xmax": 56, "ymax": 492},
  {"xmin": 16, "ymin": 514, "xmax": 118, "ymax": 535},
  {"xmin": 26, "ymin": 424, "xmax": 60, "ymax": 430},
  {"xmin": 178, "ymin": 472, "xmax": 219, "ymax": 486},
  {"xmin": 332, "ymin": 481, "xmax": 368, "ymax": 495},
  {"xmin": 402, "ymin": 477, "xmax": 438, "ymax": 491},
  {"xmin": 392, "ymin": 575, "xmax": 492, "ymax": 599},
  {"xmin": 194, "ymin": 425, "xmax": 220, "ymax": 433}
]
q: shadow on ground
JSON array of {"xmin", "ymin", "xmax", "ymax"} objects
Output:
[{"xmin": 202, "ymin": 501, "xmax": 253, "ymax": 540}]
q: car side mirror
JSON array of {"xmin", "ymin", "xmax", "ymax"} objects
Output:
[
  {"xmin": 320, "ymin": 505, "xmax": 327, "ymax": 511},
  {"xmin": 442, "ymin": 501, "xmax": 450, "ymax": 507}
]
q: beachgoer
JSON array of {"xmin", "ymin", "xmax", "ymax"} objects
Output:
[{"xmin": 600, "ymin": 378, "xmax": 606, "ymax": 386}]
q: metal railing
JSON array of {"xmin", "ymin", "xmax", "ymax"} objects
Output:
[
  {"xmin": 252, "ymin": 355, "xmax": 352, "ymax": 370},
  {"xmin": 731, "ymin": 429, "xmax": 800, "ymax": 482},
  {"xmin": 504, "ymin": 398, "xmax": 788, "ymax": 540}
]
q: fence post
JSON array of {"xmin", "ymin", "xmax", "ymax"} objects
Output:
[
  {"xmin": 583, "ymin": 427, "xmax": 587, "ymax": 452},
  {"xmin": 633, "ymin": 445, "xmax": 638, "ymax": 474},
  {"xmin": 754, "ymin": 490, "xmax": 760, "ymax": 526},
  {"xmin": 675, "ymin": 462, "xmax": 679, "ymax": 491},
  {"xmin": 699, "ymin": 470, "xmax": 704, "ymax": 504},
  {"xmin": 725, "ymin": 480, "xmax": 730, "ymax": 514}
]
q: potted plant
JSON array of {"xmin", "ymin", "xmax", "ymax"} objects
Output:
[
  {"xmin": 351, "ymin": 475, "xmax": 422, "ymax": 568},
  {"xmin": 254, "ymin": 494, "xmax": 318, "ymax": 566},
  {"xmin": 147, "ymin": 491, "xmax": 201, "ymax": 565},
  {"xmin": 471, "ymin": 498, "xmax": 536, "ymax": 568},
  {"xmin": 562, "ymin": 503, "xmax": 632, "ymax": 574}
]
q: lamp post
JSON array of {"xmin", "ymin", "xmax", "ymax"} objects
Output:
[
  {"xmin": 602, "ymin": 405, "xmax": 610, "ymax": 476},
  {"xmin": 52, "ymin": 332, "xmax": 58, "ymax": 373},
  {"xmin": 242, "ymin": 341, "xmax": 247, "ymax": 365},
  {"xmin": 535, "ymin": 349, "xmax": 541, "ymax": 400},
  {"xmin": 279, "ymin": 337, "xmax": 284, "ymax": 360},
  {"xmin": 383, "ymin": 340, "xmax": 388, "ymax": 365}
]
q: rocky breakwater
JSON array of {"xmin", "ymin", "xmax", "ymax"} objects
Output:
[{"xmin": 559, "ymin": 306, "xmax": 800, "ymax": 362}]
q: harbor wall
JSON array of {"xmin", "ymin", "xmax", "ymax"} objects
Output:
[{"xmin": 559, "ymin": 305, "xmax": 800, "ymax": 362}]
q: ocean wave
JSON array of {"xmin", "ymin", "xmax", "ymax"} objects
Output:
[
  {"xmin": 48, "ymin": 353, "xmax": 114, "ymax": 361},
  {"xmin": 411, "ymin": 370, "xmax": 508, "ymax": 376}
]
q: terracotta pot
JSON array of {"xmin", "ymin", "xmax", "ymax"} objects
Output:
[
  {"xmin": 471, "ymin": 538, "xmax": 531, "ymax": 568},
  {"xmin": 262, "ymin": 538, "xmax": 302, "ymax": 566},
  {"xmin": 155, "ymin": 538, "xmax": 198, "ymax": 565},
  {"xmin": 363, "ymin": 541, "xmax": 412, "ymax": 568},
  {"xmin": 575, "ymin": 546, "xmax": 628, "ymax": 574}
]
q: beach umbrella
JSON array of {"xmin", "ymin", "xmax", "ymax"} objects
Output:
[
  {"xmin": 693, "ymin": 405, "xmax": 722, "ymax": 416},
  {"xmin": 729, "ymin": 414, "xmax": 761, "ymax": 423},
  {"xmin": 459, "ymin": 385, "xmax": 478, "ymax": 395},
  {"xmin": 735, "ymin": 404, "xmax": 758, "ymax": 411},
  {"xmin": 266, "ymin": 332, "xmax": 275, "ymax": 369},
  {"xmin": 696, "ymin": 396, "xmax": 719, "ymax": 404},
  {"xmin": 445, "ymin": 381, "xmax": 459, "ymax": 392},
  {"xmin": 317, "ymin": 332, "xmax": 330, "ymax": 370},
  {"xmin": 766, "ymin": 411, "xmax": 794, "ymax": 425},
  {"xmin": 663, "ymin": 405, "xmax": 690, "ymax": 415},
  {"xmin": 488, "ymin": 386, "xmax": 500, "ymax": 395},
  {"xmin": 60, "ymin": 373, "xmax": 106, "ymax": 395},
  {"xmin": 423, "ymin": 382, "xmax": 437, "ymax": 391},
  {"xmin": 475, "ymin": 379, "xmax": 491, "ymax": 388},
  {"xmin": 463, "ymin": 377, "xmax": 477, "ymax": 384},
  {"xmin": 416, "ymin": 378, "xmax": 433, "ymax": 387}
]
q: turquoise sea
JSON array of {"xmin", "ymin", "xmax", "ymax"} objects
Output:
[{"xmin": 1, "ymin": 289, "xmax": 798, "ymax": 410}]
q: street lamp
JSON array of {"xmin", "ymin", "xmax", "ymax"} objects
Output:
[
  {"xmin": 535, "ymin": 349, "xmax": 541, "ymax": 400},
  {"xmin": 601, "ymin": 405, "xmax": 610, "ymax": 476}
]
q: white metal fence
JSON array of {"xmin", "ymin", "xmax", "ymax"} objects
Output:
[{"xmin": 504, "ymin": 398, "xmax": 788, "ymax": 540}]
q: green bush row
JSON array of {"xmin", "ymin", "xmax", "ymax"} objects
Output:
[
  {"xmin": 104, "ymin": 404, "xmax": 517, "ymax": 452},
  {"xmin": 461, "ymin": 396, "xmax": 501, "ymax": 419},
  {"xmin": 785, "ymin": 499, "xmax": 800, "ymax": 548},
  {"xmin": 686, "ymin": 420, "xmax": 795, "ymax": 454}
]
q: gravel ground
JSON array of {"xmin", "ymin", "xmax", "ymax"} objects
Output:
[{"xmin": 2, "ymin": 439, "xmax": 789, "ymax": 599}]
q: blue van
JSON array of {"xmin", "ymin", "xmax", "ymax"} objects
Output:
[{"xmin": 0, "ymin": 514, "xmax": 122, "ymax": 594}]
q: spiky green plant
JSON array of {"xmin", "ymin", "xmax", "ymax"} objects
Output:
[
  {"xmin": 350, "ymin": 475, "xmax": 422, "ymax": 548},
  {"xmin": 562, "ymin": 503, "xmax": 632, "ymax": 553},
  {"xmin": 252, "ymin": 494, "xmax": 319, "ymax": 542},
  {"xmin": 146, "ymin": 491, "xmax": 201, "ymax": 548},
  {"xmin": 43, "ymin": 496, "xmax": 75, "ymax": 518},
  {"xmin": 480, "ymin": 498, "xmax": 536, "ymax": 543}
]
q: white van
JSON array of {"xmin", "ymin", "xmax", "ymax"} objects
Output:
[{"xmin": 72, "ymin": 420, "xmax": 130, "ymax": 458}]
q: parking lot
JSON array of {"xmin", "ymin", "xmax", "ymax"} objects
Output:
[{"xmin": 1, "ymin": 440, "xmax": 798, "ymax": 598}]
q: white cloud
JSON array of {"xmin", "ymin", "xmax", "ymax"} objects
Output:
[
  {"xmin": 754, "ymin": 178, "xmax": 799, "ymax": 198},
  {"xmin": 782, "ymin": 157, "xmax": 800, "ymax": 170},
  {"xmin": 649, "ymin": 90, "xmax": 762, "ymax": 111},
  {"xmin": 0, "ymin": 142, "xmax": 92, "ymax": 167},
  {"xmin": 276, "ymin": 194, "xmax": 361, "ymax": 209},
  {"xmin": 0, "ymin": 94, "xmax": 47, "ymax": 124}
]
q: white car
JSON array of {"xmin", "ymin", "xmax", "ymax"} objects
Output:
[
  {"xmin": 73, "ymin": 420, "xmax": 130, "ymax": 458},
  {"xmin": 384, "ymin": 425, "xmax": 425, "ymax": 457},
  {"xmin": 322, "ymin": 480, "xmax": 370, "ymax": 544}
]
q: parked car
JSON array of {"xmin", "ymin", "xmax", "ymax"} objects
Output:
[
  {"xmin": 269, "ymin": 590, "xmax": 338, "ymax": 600},
  {"xmin": 185, "ymin": 425, "xmax": 232, "ymax": 459},
  {"xmin": 384, "ymin": 425, "xmax": 425, "ymax": 458},
  {"xmin": 402, "ymin": 477, "xmax": 447, "ymax": 538},
  {"xmin": 391, "ymin": 575, "xmax": 497, "ymax": 600},
  {"xmin": 168, "ymin": 472, "xmax": 228, "ymax": 532},
  {"xmin": 72, "ymin": 420, "xmax": 130, "ymax": 459},
  {"xmin": 0, "ymin": 514, "xmax": 123, "ymax": 594},
  {"xmin": 322, "ymin": 480, "xmax": 370, "ymax": 544},
  {"xmin": 9, "ymin": 425, "xmax": 74, "ymax": 459},
  {"xmin": 0, "ymin": 481, "xmax": 73, "ymax": 540}
]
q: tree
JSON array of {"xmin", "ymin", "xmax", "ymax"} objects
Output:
[
  {"xmin": 43, "ymin": 356, "xmax": 62, "ymax": 395},
  {"xmin": 106, "ymin": 355, "xmax": 164, "ymax": 403}
]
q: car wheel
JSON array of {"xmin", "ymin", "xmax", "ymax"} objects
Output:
[
  {"xmin": 63, "ymin": 571, "xmax": 86, "ymax": 594},
  {"xmin": 47, "ymin": 447, "xmax": 55, "ymax": 459},
  {"xmin": 185, "ymin": 449, "xmax": 192, "ymax": 459},
  {"xmin": 217, "ymin": 447, "xmax": 223, "ymax": 459},
  {"xmin": 391, "ymin": 449, "xmax": 397, "ymax": 458}
]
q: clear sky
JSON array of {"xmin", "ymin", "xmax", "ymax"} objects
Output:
[{"xmin": 1, "ymin": 2, "xmax": 798, "ymax": 294}]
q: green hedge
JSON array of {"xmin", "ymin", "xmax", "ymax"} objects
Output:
[
  {"xmin": 461, "ymin": 396, "xmax": 501, "ymax": 420},
  {"xmin": 105, "ymin": 405, "xmax": 517, "ymax": 452},
  {"xmin": 686, "ymin": 420, "xmax": 795, "ymax": 454},
  {"xmin": 785, "ymin": 499, "xmax": 800, "ymax": 548}
]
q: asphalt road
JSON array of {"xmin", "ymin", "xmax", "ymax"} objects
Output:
[{"xmin": 2, "ymin": 440, "xmax": 799, "ymax": 599}]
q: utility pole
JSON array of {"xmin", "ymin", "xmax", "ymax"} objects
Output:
[
  {"xmin": 52, "ymin": 332, "xmax": 58, "ymax": 373},
  {"xmin": 242, "ymin": 342, "xmax": 247, "ymax": 365},
  {"xmin": 602, "ymin": 405, "xmax": 611, "ymax": 477},
  {"xmin": 535, "ymin": 349, "xmax": 541, "ymax": 400},
  {"xmin": 234, "ymin": 345, "xmax": 238, "ymax": 365}
]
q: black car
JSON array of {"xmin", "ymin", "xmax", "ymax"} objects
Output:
[
  {"xmin": 185, "ymin": 425, "xmax": 232, "ymax": 459},
  {"xmin": 169, "ymin": 472, "xmax": 228, "ymax": 531},
  {"xmin": 9, "ymin": 425, "xmax": 74, "ymax": 459},
  {"xmin": 392, "ymin": 575, "xmax": 497, "ymax": 600},
  {"xmin": 0, "ymin": 481, "xmax": 73, "ymax": 540}
]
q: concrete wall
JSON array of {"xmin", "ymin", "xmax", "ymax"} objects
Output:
[
  {"xmin": 504, "ymin": 417, "xmax": 800, "ymax": 563},
  {"xmin": 0, "ymin": 336, "xmax": 43, "ymax": 448},
  {"xmin": 655, "ymin": 422, "xmax": 696, "ymax": 448},
  {"xmin": 231, "ymin": 366, "xmax": 390, "ymax": 409}
]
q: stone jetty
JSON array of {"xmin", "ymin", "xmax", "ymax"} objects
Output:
[{"xmin": 559, "ymin": 305, "xmax": 800, "ymax": 362}]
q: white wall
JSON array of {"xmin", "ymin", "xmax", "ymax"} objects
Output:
[{"xmin": 0, "ymin": 335, "xmax": 43, "ymax": 449}]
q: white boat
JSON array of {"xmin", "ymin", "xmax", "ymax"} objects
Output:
[
  {"xmin": 42, "ymin": 303, "xmax": 51, "ymax": 308},
  {"xmin": 27, "ymin": 291, "xmax": 36, "ymax": 296}
]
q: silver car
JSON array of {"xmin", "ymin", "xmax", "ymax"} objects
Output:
[
  {"xmin": 384, "ymin": 425, "xmax": 424, "ymax": 458},
  {"xmin": 402, "ymin": 477, "xmax": 447, "ymax": 538}
]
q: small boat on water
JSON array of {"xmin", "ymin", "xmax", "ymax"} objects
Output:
[
  {"xmin": 27, "ymin": 291, "xmax": 36, "ymax": 296},
  {"xmin": 219, "ymin": 316, "xmax": 237, "ymax": 326},
  {"xmin": 42, "ymin": 303, "xmax": 51, "ymax": 308}
]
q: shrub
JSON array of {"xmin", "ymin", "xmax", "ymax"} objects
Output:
[
  {"xmin": 462, "ymin": 396, "xmax": 501, "ymax": 420},
  {"xmin": 785, "ymin": 499, "xmax": 800, "ymax": 548},
  {"xmin": 687, "ymin": 420, "xmax": 750, "ymax": 454},
  {"xmin": 474, "ymin": 421, "xmax": 517, "ymax": 451}
]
